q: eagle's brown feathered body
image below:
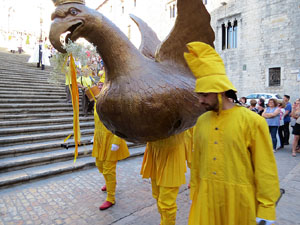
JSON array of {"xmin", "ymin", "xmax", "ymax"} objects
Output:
[{"xmin": 49, "ymin": 0, "xmax": 215, "ymax": 143}]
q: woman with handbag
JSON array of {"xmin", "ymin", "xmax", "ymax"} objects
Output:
[
  {"xmin": 262, "ymin": 99, "xmax": 281, "ymax": 152},
  {"xmin": 290, "ymin": 99, "xmax": 300, "ymax": 157}
]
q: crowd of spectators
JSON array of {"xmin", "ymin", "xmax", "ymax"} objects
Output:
[{"xmin": 238, "ymin": 95, "xmax": 299, "ymax": 156}]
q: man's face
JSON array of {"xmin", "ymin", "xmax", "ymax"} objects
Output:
[
  {"xmin": 283, "ymin": 96, "xmax": 289, "ymax": 102},
  {"xmin": 197, "ymin": 93, "xmax": 218, "ymax": 112}
]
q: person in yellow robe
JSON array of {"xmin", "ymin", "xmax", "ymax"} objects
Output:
[
  {"xmin": 184, "ymin": 127, "xmax": 194, "ymax": 189},
  {"xmin": 64, "ymin": 65, "xmax": 72, "ymax": 103},
  {"xmin": 184, "ymin": 127, "xmax": 194, "ymax": 169},
  {"xmin": 92, "ymin": 97, "xmax": 130, "ymax": 210},
  {"xmin": 184, "ymin": 42, "xmax": 280, "ymax": 225},
  {"xmin": 140, "ymin": 131, "xmax": 188, "ymax": 225},
  {"xmin": 77, "ymin": 66, "xmax": 95, "ymax": 116}
]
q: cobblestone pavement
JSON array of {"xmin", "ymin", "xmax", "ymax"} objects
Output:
[{"xmin": 0, "ymin": 145, "xmax": 300, "ymax": 225}]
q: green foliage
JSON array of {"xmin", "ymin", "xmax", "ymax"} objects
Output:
[{"xmin": 48, "ymin": 40, "xmax": 98, "ymax": 86}]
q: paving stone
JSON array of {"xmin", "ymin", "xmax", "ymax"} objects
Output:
[{"xmin": 0, "ymin": 151, "xmax": 298, "ymax": 225}]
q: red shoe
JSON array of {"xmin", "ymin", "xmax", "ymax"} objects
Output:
[
  {"xmin": 99, "ymin": 201, "xmax": 114, "ymax": 210},
  {"xmin": 101, "ymin": 185, "xmax": 106, "ymax": 192}
]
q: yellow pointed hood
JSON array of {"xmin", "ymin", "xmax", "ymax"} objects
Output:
[
  {"xmin": 184, "ymin": 42, "xmax": 237, "ymax": 93},
  {"xmin": 97, "ymin": 67, "xmax": 106, "ymax": 83}
]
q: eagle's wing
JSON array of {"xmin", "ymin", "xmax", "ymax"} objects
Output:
[
  {"xmin": 130, "ymin": 14, "xmax": 161, "ymax": 59},
  {"xmin": 155, "ymin": 0, "xmax": 215, "ymax": 67}
]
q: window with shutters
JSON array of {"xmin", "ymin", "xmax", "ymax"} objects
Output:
[{"xmin": 269, "ymin": 67, "xmax": 281, "ymax": 87}]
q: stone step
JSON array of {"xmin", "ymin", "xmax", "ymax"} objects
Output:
[
  {"xmin": 0, "ymin": 106, "xmax": 76, "ymax": 115},
  {"xmin": 0, "ymin": 89, "xmax": 78, "ymax": 95},
  {"xmin": 0, "ymin": 88, "xmax": 65, "ymax": 93},
  {"xmin": 0, "ymin": 83, "xmax": 65, "ymax": 90},
  {"xmin": 0, "ymin": 145, "xmax": 94, "ymax": 173},
  {"xmin": 0, "ymin": 75, "xmax": 54, "ymax": 82},
  {"xmin": 0, "ymin": 102, "xmax": 76, "ymax": 109},
  {"xmin": 0, "ymin": 66, "xmax": 53, "ymax": 72},
  {"xmin": 0, "ymin": 121, "xmax": 94, "ymax": 136},
  {"xmin": 0, "ymin": 72, "xmax": 58, "ymax": 79},
  {"xmin": 0, "ymin": 136, "xmax": 94, "ymax": 158},
  {"xmin": 0, "ymin": 58, "xmax": 31, "ymax": 63},
  {"xmin": 0, "ymin": 74, "xmax": 53, "ymax": 81},
  {"xmin": 0, "ymin": 85, "xmax": 65, "ymax": 94},
  {"xmin": 0, "ymin": 68, "xmax": 51, "ymax": 75},
  {"xmin": 0, "ymin": 66, "xmax": 37, "ymax": 70},
  {"xmin": 0, "ymin": 128, "xmax": 94, "ymax": 147},
  {"xmin": 0, "ymin": 70, "xmax": 49, "ymax": 76},
  {"xmin": 0, "ymin": 94, "xmax": 66, "ymax": 99},
  {"xmin": 0, "ymin": 137, "xmax": 139, "ymax": 159},
  {"xmin": 0, "ymin": 60, "xmax": 31, "ymax": 64},
  {"xmin": 0, "ymin": 146, "xmax": 145, "ymax": 188},
  {"xmin": 0, "ymin": 98, "xmax": 67, "ymax": 104},
  {"xmin": 0, "ymin": 64, "xmax": 53, "ymax": 70},
  {"xmin": 0, "ymin": 72, "xmax": 52, "ymax": 79},
  {"xmin": 0, "ymin": 112, "xmax": 92, "ymax": 121},
  {"xmin": 0, "ymin": 60, "xmax": 52, "ymax": 65},
  {"xmin": 0, "ymin": 54, "xmax": 29, "ymax": 59},
  {"xmin": 0, "ymin": 116, "xmax": 93, "ymax": 128},
  {"xmin": 0, "ymin": 65, "xmax": 51, "ymax": 70},
  {"xmin": 0, "ymin": 79, "xmax": 63, "ymax": 88},
  {"xmin": 0, "ymin": 102, "xmax": 74, "ymax": 108},
  {"xmin": 0, "ymin": 53, "xmax": 29, "ymax": 58}
]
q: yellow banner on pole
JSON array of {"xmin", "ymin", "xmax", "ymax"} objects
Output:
[{"xmin": 69, "ymin": 53, "xmax": 81, "ymax": 162}]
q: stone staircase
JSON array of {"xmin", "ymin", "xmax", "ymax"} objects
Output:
[{"xmin": 0, "ymin": 48, "xmax": 145, "ymax": 188}]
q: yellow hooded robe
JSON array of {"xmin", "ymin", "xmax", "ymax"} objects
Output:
[
  {"xmin": 140, "ymin": 131, "xmax": 187, "ymax": 187},
  {"xmin": 184, "ymin": 42, "xmax": 280, "ymax": 225}
]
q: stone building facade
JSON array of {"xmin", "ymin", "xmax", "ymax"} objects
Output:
[
  {"xmin": 97, "ymin": 0, "xmax": 300, "ymax": 101},
  {"xmin": 0, "ymin": 0, "xmax": 54, "ymax": 49},
  {"xmin": 96, "ymin": 0, "xmax": 176, "ymax": 48},
  {"xmin": 210, "ymin": 0, "xmax": 300, "ymax": 101}
]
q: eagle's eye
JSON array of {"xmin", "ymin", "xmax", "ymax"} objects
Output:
[{"xmin": 70, "ymin": 8, "xmax": 78, "ymax": 15}]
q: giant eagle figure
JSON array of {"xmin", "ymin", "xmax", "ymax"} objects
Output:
[{"xmin": 49, "ymin": 0, "xmax": 215, "ymax": 143}]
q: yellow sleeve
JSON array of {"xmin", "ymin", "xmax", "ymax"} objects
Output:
[
  {"xmin": 65, "ymin": 67, "xmax": 71, "ymax": 85},
  {"xmin": 250, "ymin": 116, "xmax": 280, "ymax": 220},
  {"xmin": 190, "ymin": 125, "xmax": 199, "ymax": 200},
  {"xmin": 111, "ymin": 133, "xmax": 122, "ymax": 146},
  {"xmin": 86, "ymin": 76, "xmax": 93, "ymax": 87}
]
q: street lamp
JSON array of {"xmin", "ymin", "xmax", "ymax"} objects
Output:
[
  {"xmin": 40, "ymin": 17, "xmax": 43, "ymax": 41},
  {"xmin": 7, "ymin": 6, "xmax": 14, "ymax": 40},
  {"xmin": 38, "ymin": 3, "xmax": 44, "ymax": 41}
]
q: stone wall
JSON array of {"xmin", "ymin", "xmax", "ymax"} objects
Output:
[
  {"xmin": 210, "ymin": 0, "xmax": 300, "ymax": 101},
  {"xmin": 98, "ymin": 0, "xmax": 175, "ymax": 48}
]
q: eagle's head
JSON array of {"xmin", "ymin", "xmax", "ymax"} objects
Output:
[{"xmin": 49, "ymin": 3, "xmax": 100, "ymax": 53}]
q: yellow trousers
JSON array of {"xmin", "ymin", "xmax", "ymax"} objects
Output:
[
  {"xmin": 96, "ymin": 159, "xmax": 117, "ymax": 204},
  {"xmin": 151, "ymin": 179, "xmax": 180, "ymax": 225}
]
